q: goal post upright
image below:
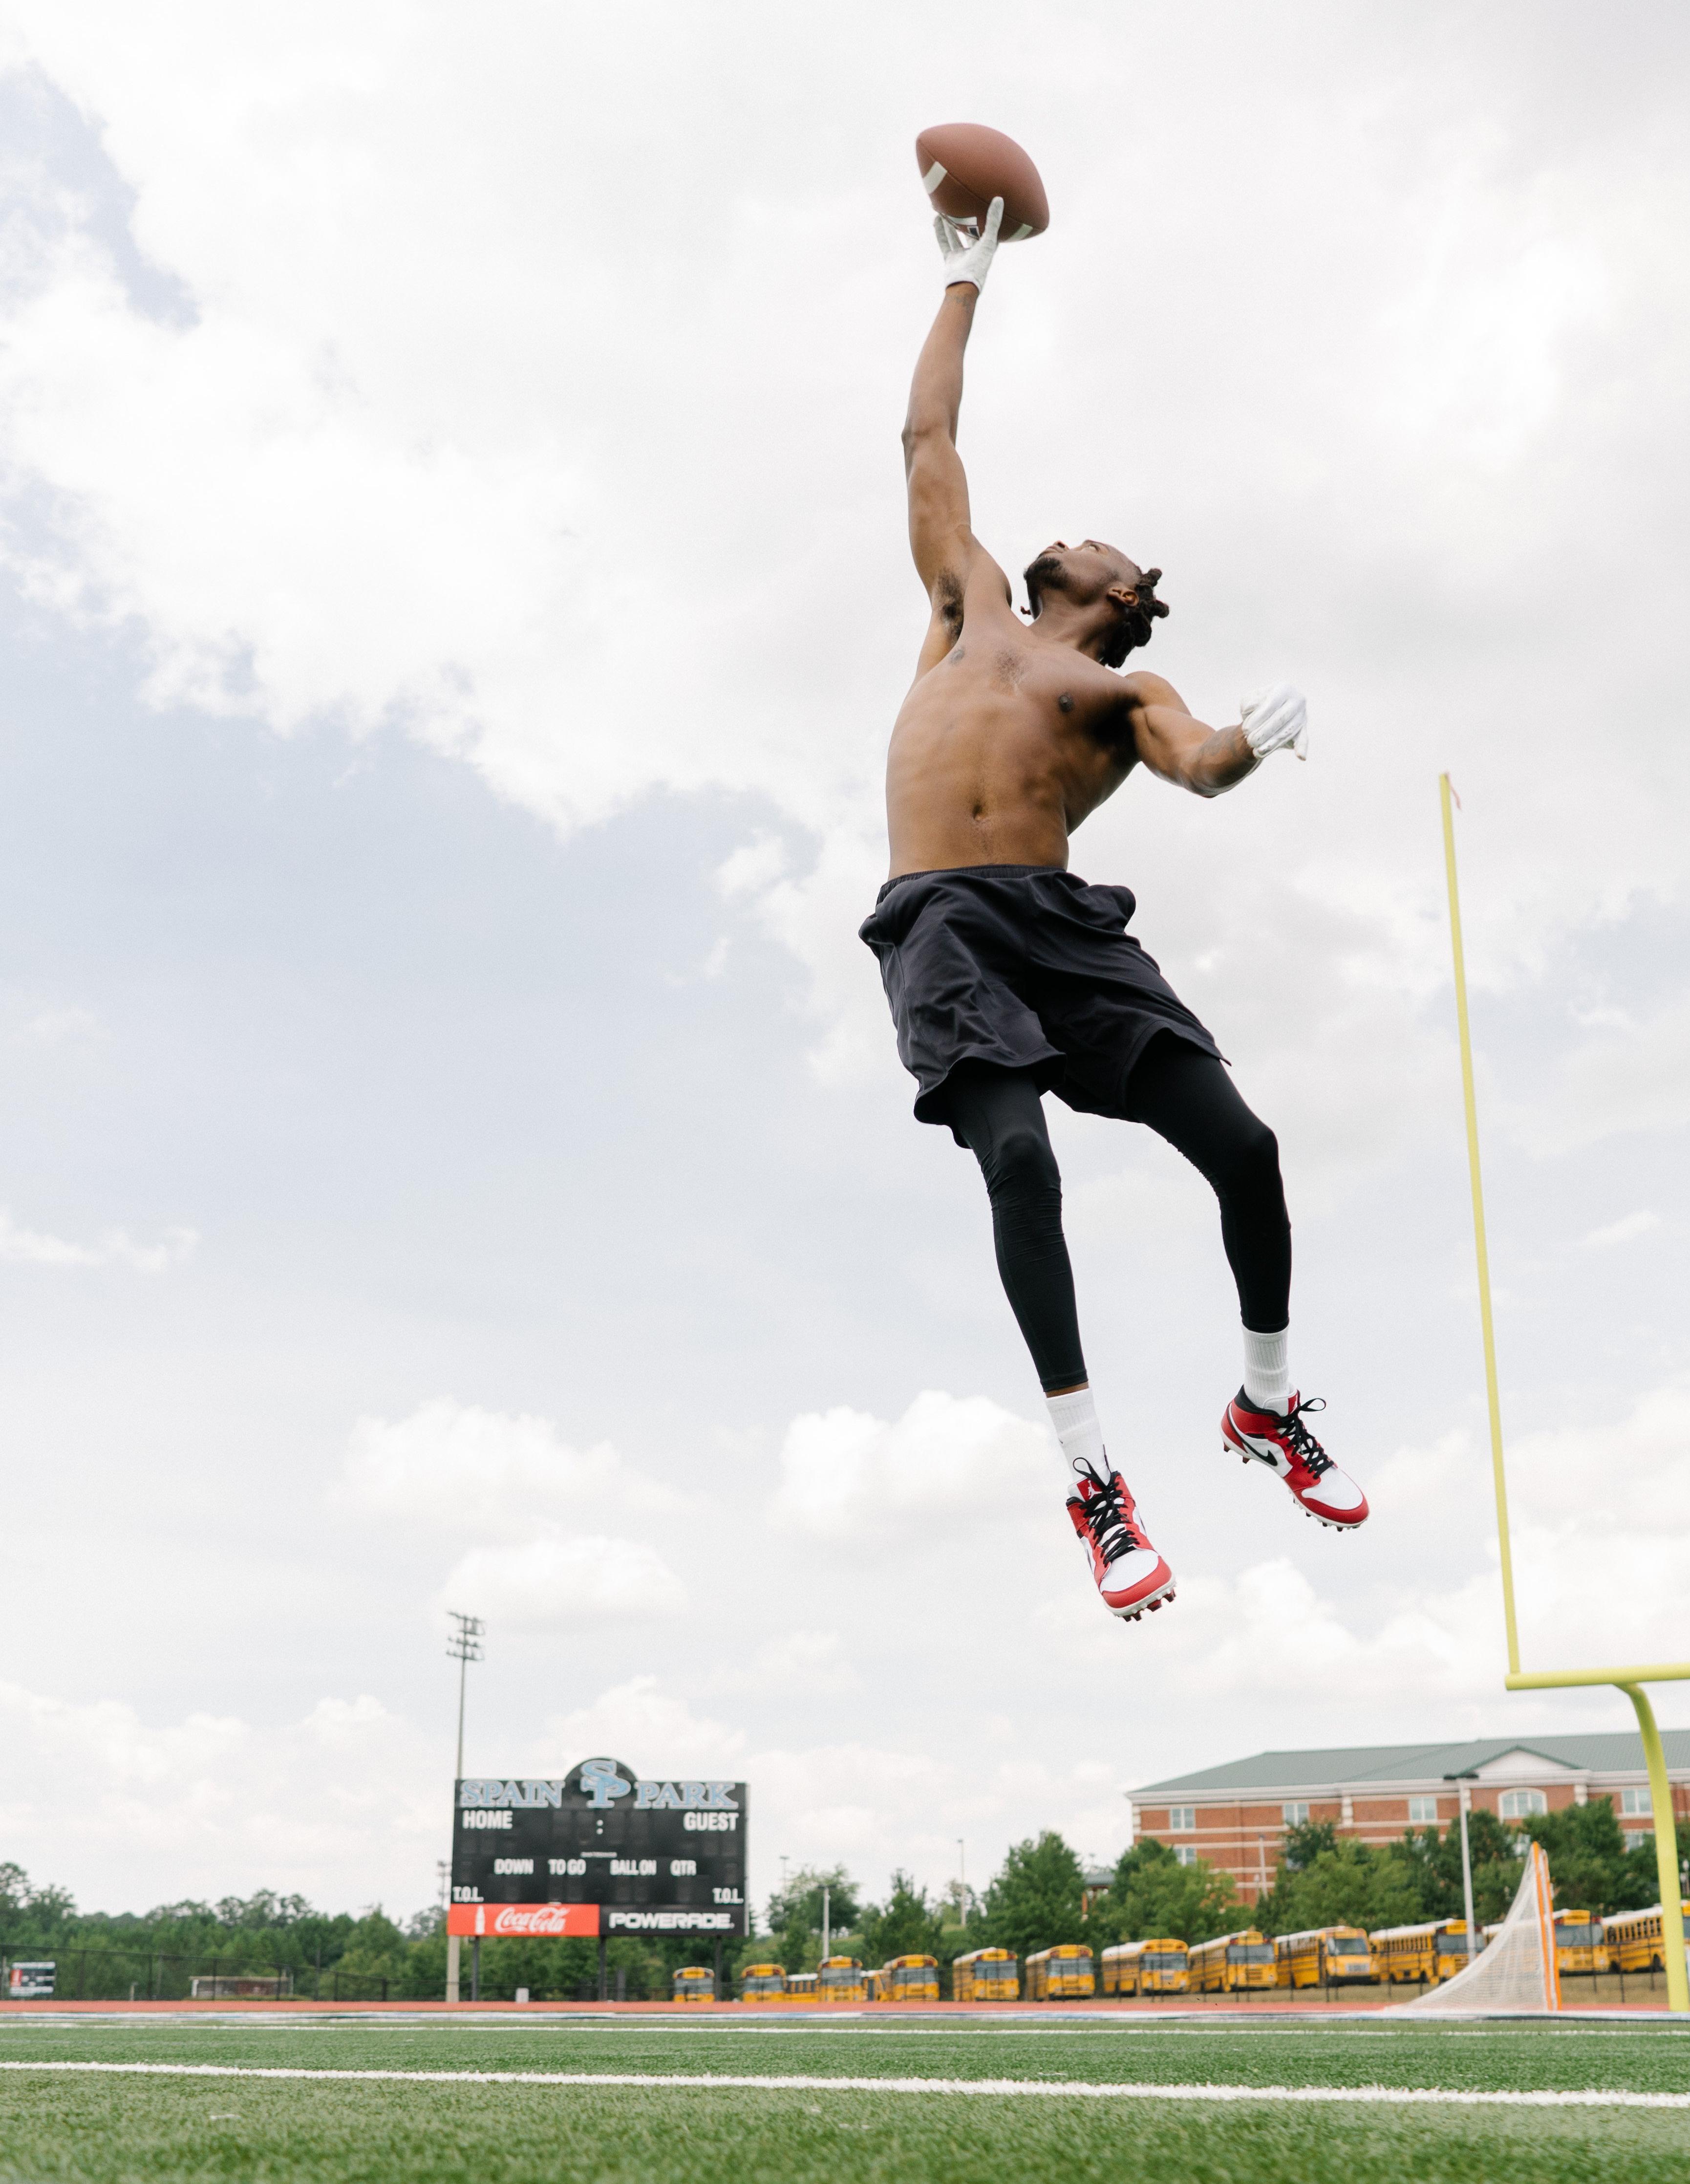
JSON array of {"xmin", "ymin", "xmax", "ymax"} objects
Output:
[
  {"xmin": 1440, "ymin": 773, "xmax": 1520, "ymax": 1677},
  {"xmin": 1439, "ymin": 774, "xmax": 1688, "ymax": 2014}
]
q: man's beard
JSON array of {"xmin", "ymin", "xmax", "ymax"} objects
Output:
[{"xmin": 1022, "ymin": 552, "xmax": 1065, "ymax": 614}]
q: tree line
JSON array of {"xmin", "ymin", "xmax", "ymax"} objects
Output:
[
  {"xmin": 3, "ymin": 1795, "xmax": 1680, "ymax": 2002},
  {"xmin": 755, "ymin": 1796, "xmax": 1683, "ymax": 1982}
]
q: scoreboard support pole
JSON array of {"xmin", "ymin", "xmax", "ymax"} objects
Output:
[
  {"xmin": 445, "ymin": 1933, "xmax": 460, "ymax": 2004},
  {"xmin": 715, "ymin": 1936, "xmax": 724, "ymax": 2000},
  {"xmin": 598, "ymin": 1935, "xmax": 608, "ymax": 2002},
  {"xmin": 471, "ymin": 1935, "xmax": 481, "ymax": 2003}
]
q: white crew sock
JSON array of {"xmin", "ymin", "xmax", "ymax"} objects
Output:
[
  {"xmin": 1242, "ymin": 1326, "xmax": 1290, "ymax": 1415},
  {"xmin": 1046, "ymin": 1384, "xmax": 1108, "ymax": 1479}
]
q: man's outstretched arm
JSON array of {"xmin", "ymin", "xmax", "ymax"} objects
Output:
[
  {"xmin": 1126, "ymin": 675, "xmax": 1309, "ymax": 798},
  {"xmin": 901, "ymin": 201, "xmax": 1004, "ymax": 675}
]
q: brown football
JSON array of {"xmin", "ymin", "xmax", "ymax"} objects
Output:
[{"xmin": 914, "ymin": 122, "xmax": 1048, "ymax": 241}]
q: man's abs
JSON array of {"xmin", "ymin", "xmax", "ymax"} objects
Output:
[{"xmin": 884, "ymin": 675, "xmax": 1128, "ymax": 880}]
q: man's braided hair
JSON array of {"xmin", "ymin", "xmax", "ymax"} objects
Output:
[{"xmin": 1101, "ymin": 566, "xmax": 1170, "ymax": 670}]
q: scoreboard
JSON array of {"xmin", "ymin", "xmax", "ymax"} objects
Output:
[{"xmin": 447, "ymin": 1754, "xmax": 748, "ymax": 1939}]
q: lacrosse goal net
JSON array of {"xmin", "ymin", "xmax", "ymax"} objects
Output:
[{"xmin": 1395, "ymin": 1842, "xmax": 1561, "ymax": 2014}]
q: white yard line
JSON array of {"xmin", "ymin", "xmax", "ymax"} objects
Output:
[{"xmin": 1, "ymin": 2060, "xmax": 1686, "ymax": 2108}]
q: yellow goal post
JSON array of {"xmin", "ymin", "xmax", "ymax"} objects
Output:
[{"xmin": 1441, "ymin": 774, "xmax": 1687, "ymax": 2013}]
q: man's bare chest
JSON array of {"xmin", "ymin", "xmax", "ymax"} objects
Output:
[{"xmin": 898, "ymin": 642, "xmax": 1130, "ymax": 765}]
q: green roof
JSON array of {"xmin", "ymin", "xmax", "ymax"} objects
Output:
[{"xmin": 1134, "ymin": 1730, "xmax": 1690, "ymax": 1797}]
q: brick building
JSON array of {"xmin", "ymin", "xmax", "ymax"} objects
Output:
[{"xmin": 1131, "ymin": 1732, "xmax": 1690, "ymax": 1905}]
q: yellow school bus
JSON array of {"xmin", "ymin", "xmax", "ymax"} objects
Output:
[
  {"xmin": 671, "ymin": 1966, "xmax": 715, "ymax": 2003},
  {"xmin": 1370, "ymin": 1921, "xmax": 1476, "ymax": 1984},
  {"xmin": 1190, "ymin": 1928, "xmax": 1277, "ymax": 1993},
  {"xmin": 1025, "ymin": 1945, "xmax": 1095, "ymax": 2000},
  {"xmin": 952, "ymin": 1947, "xmax": 1019, "ymax": 2001},
  {"xmin": 818, "ymin": 1955, "xmax": 869, "ymax": 2002},
  {"xmin": 738, "ymin": 1962, "xmax": 787, "ymax": 2003},
  {"xmin": 1605, "ymin": 1905, "xmax": 1671, "ymax": 1974},
  {"xmin": 1551, "ymin": 1910, "xmax": 1608, "ymax": 1977},
  {"xmin": 879, "ymin": 1954, "xmax": 941, "ymax": 2002},
  {"xmin": 1100, "ymin": 1939, "xmax": 1189, "ymax": 1996},
  {"xmin": 785, "ymin": 1971, "xmax": 818, "ymax": 2002},
  {"xmin": 1274, "ymin": 1925, "xmax": 1377, "ymax": 1987},
  {"xmin": 862, "ymin": 1968, "xmax": 885, "ymax": 2002}
]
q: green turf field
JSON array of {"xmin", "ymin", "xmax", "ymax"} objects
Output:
[{"xmin": 2, "ymin": 2013, "xmax": 1687, "ymax": 2184}]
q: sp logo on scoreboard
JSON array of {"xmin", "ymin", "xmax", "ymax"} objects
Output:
[{"xmin": 578, "ymin": 1757, "xmax": 632, "ymax": 1809}]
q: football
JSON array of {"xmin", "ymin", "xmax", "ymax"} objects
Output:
[{"xmin": 914, "ymin": 122, "xmax": 1048, "ymax": 241}]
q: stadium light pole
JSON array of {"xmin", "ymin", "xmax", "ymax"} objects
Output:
[
  {"xmin": 444, "ymin": 1612, "xmax": 485, "ymax": 2006},
  {"xmin": 447, "ymin": 1612, "xmax": 486, "ymax": 1782},
  {"xmin": 957, "ymin": 1839, "xmax": 967, "ymax": 1929},
  {"xmin": 821, "ymin": 1884, "xmax": 830, "ymax": 1962},
  {"xmin": 1446, "ymin": 1773, "xmax": 1480, "ymax": 1959}
]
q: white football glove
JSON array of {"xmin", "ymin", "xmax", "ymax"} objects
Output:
[
  {"xmin": 1241, "ymin": 682, "xmax": 1309, "ymax": 762},
  {"xmin": 935, "ymin": 195, "xmax": 1004, "ymax": 293}
]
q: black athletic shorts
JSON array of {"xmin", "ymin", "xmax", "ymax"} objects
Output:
[{"xmin": 858, "ymin": 864, "xmax": 1222, "ymax": 1144}]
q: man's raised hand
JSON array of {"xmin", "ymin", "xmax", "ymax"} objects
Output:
[
  {"xmin": 1241, "ymin": 683, "xmax": 1309, "ymax": 763},
  {"xmin": 935, "ymin": 196, "xmax": 1004, "ymax": 293}
]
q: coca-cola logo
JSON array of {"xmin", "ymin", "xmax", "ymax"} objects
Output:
[
  {"xmin": 446, "ymin": 1900, "xmax": 601, "ymax": 1939},
  {"xmin": 488, "ymin": 1904, "xmax": 576, "ymax": 1936}
]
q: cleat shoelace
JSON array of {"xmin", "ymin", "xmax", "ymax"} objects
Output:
[
  {"xmin": 1282, "ymin": 1396, "xmax": 1332, "ymax": 1478},
  {"xmin": 1073, "ymin": 1461, "xmax": 1150, "ymax": 1568}
]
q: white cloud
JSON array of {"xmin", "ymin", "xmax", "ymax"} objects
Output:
[
  {"xmin": 525, "ymin": 1680, "xmax": 1080, "ymax": 1897},
  {"xmin": 1514, "ymin": 1000, "xmax": 1690, "ymax": 1156},
  {"xmin": 0, "ymin": 1678, "xmax": 442, "ymax": 1911},
  {"xmin": 337, "ymin": 1403, "xmax": 693, "ymax": 1631},
  {"xmin": 718, "ymin": 823, "xmax": 894, "ymax": 1088},
  {"xmin": 707, "ymin": 1629, "xmax": 860, "ymax": 1700},
  {"xmin": 13, "ymin": 1004, "xmax": 100, "ymax": 1048},
  {"xmin": 716, "ymin": 835, "xmax": 790, "ymax": 902},
  {"xmin": 336, "ymin": 1398, "xmax": 681, "ymax": 1537},
  {"xmin": 773, "ymin": 1388, "xmax": 1051, "ymax": 1540},
  {"xmin": 1123, "ymin": 1555, "xmax": 1487, "ymax": 1704},
  {"xmin": 0, "ymin": 1206, "xmax": 195, "ymax": 1271},
  {"xmin": 1368, "ymin": 1391, "xmax": 1690, "ymax": 1676},
  {"xmin": 1582, "ymin": 1209, "xmax": 1661, "ymax": 1249},
  {"xmin": 438, "ymin": 1535, "xmax": 686, "ymax": 1629},
  {"xmin": 530, "ymin": 1676, "xmax": 748, "ymax": 1784},
  {"xmin": 1505, "ymin": 1382, "xmax": 1690, "ymax": 1537}
]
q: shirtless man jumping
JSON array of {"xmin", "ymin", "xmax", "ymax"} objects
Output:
[{"xmin": 859, "ymin": 202, "xmax": 1369, "ymax": 1626}]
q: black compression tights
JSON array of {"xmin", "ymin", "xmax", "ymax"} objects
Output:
[{"xmin": 945, "ymin": 1036, "xmax": 1291, "ymax": 1393}]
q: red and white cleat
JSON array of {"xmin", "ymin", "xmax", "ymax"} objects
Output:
[
  {"xmin": 1220, "ymin": 1390, "xmax": 1369, "ymax": 1529},
  {"xmin": 1066, "ymin": 1462, "xmax": 1177, "ymax": 1623}
]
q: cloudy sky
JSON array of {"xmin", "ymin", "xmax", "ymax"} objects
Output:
[{"xmin": 0, "ymin": 0, "xmax": 1686, "ymax": 1927}]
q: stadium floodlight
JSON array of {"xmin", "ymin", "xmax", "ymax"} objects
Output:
[
  {"xmin": 443, "ymin": 1612, "xmax": 486, "ymax": 2008},
  {"xmin": 446, "ymin": 1611, "xmax": 485, "ymax": 1782},
  {"xmin": 1441, "ymin": 776, "xmax": 1688, "ymax": 2013}
]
